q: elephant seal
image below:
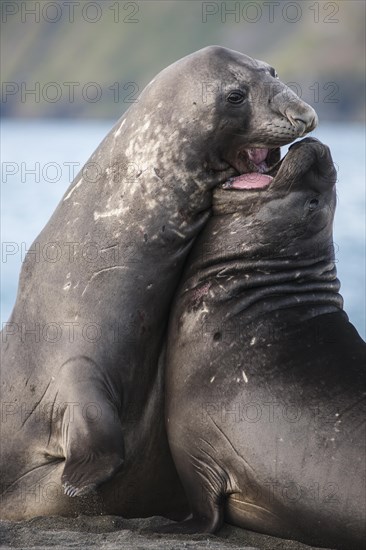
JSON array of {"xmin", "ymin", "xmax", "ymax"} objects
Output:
[
  {"xmin": 162, "ymin": 138, "xmax": 366, "ymax": 549},
  {"xmin": 0, "ymin": 46, "xmax": 317, "ymax": 520}
]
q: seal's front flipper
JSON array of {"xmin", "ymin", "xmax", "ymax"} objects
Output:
[
  {"xmin": 61, "ymin": 400, "xmax": 124, "ymax": 496},
  {"xmin": 57, "ymin": 357, "xmax": 124, "ymax": 497},
  {"xmin": 153, "ymin": 448, "xmax": 225, "ymax": 534},
  {"xmin": 62, "ymin": 459, "xmax": 123, "ymax": 497},
  {"xmin": 62, "ymin": 442, "xmax": 124, "ymax": 497}
]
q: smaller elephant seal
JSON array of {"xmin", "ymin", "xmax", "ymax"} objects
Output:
[{"xmin": 163, "ymin": 138, "xmax": 366, "ymax": 550}]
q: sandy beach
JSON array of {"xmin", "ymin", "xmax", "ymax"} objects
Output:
[{"xmin": 0, "ymin": 515, "xmax": 336, "ymax": 550}]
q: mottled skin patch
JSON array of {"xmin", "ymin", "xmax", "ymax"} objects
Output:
[
  {"xmin": 162, "ymin": 139, "xmax": 365, "ymax": 550},
  {"xmin": 1, "ymin": 46, "xmax": 317, "ymax": 521}
]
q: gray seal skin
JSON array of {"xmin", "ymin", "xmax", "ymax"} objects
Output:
[
  {"xmin": 0, "ymin": 46, "xmax": 317, "ymax": 520},
  {"xmin": 163, "ymin": 138, "xmax": 366, "ymax": 549}
]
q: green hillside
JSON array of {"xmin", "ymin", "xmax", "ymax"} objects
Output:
[{"xmin": 1, "ymin": 0, "xmax": 365, "ymax": 120}]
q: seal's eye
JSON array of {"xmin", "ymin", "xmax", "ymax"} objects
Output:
[
  {"xmin": 268, "ymin": 67, "xmax": 278, "ymax": 78},
  {"xmin": 308, "ymin": 198, "xmax": 320, "ymax": 211},
  {"xmin": 227, "ymin": 90, "xmax": 246, "ymax": 104}
]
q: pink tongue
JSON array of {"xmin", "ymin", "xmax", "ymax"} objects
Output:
[
  {"xmin": 229, "ymin": 173, "xmax": 273, "ymax": 190},
  {"xmin": 247, "ymin": 148, "xmax": 269, "ymax": 164}
]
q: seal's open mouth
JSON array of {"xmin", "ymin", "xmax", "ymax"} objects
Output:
[{"xmin": 224, "ymin": 146, "xmax": 282, "ymax": 190}]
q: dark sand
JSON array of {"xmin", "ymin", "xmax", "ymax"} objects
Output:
[{"xmin": 0, "ymin": 515, "xmax": 336, "ymax": 549}]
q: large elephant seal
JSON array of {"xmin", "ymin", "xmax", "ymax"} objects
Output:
[
  {"xmin": 0, "ymin": 46, "xmax": 317, "ymax": 520},
  {"xmin": 163, "ymin": 138, "xmax": 366, "ymax": 549}
]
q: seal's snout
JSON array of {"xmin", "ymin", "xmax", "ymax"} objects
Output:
[
  {"xmin": 285, "ymin": 104, "xmax": 318, "ymax": 136},
  {"xmin": 271, "ymin": 84, "xmax": 318, "ymax": 138},
  {"xmin": 284, "ymin": 138, "xmax": 337, "ymax": 192}
]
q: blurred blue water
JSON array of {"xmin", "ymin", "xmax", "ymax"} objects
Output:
[{"xmin": 1, "ymin": 119, "xmax": 365, "ymax": 338}]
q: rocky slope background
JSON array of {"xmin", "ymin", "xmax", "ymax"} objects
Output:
[{"xmin": 1, "ymin": 0, "xmax": 365, "ymax": 121}]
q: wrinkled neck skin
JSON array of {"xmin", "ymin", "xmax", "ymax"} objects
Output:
[{"xmin": 181, "ymin": 186, "xmax": 343, "ymax": 326}]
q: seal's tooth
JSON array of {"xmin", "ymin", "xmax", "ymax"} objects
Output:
[{"xmin": 247, "ymin": 148, "xmax": 269, "ymax": 164}]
